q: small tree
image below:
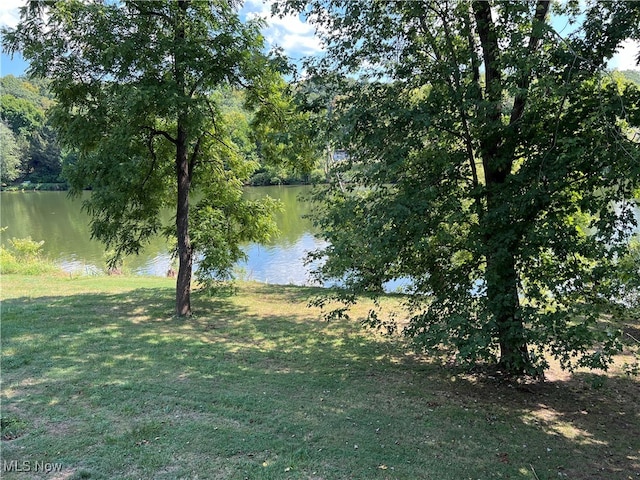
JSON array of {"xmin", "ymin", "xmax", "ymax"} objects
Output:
[
  {"xmin": 4, "ymin": 0, "xmax": 285, "ymax": 315},
  {"xmin": 277, "ymin": 0, "xmax": 640, "ymax": 376},
  {"xmin": 0, "ymin": 121, "xmax": 22, "ymax": 183},
  {"xmin": 25, "ymin": 121, "xmax": 63, "ymax": 183}
]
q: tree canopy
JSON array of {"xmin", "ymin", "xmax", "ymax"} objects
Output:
[
  {"xmin": 276, "ymin": 0, "xmax": 640, "ymax": 376},
  {"xmin": 0, "ymin": 75, "xmax": 65, "ymax": 184},
  {"xmin": 0, "ymin": 120, "xmax": 22, "ymax": 183},
  {"xmin": 3, "ymin": 0, "xmax": 286, "ymax": 315}
]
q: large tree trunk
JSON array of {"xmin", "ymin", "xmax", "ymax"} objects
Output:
[
  {"xmin": 472, "ymin": 0, "xmax": 541, "ymax": 375},
  {"xmin": 485, "ymin": 241, "xmax": 531, "ymax": 374},
  {"xmin": 482, "ymin": 160, "xmax": 531, "ymax": 373},
  {"xmin": 175, "ymin": 125, "xmax": 192, "ymax": 317},
  {"xmin": 174, "ymin": 0, "xmax": 191, "ymax": 317},
  {"xmin": 482, "ymin": 165, "xmax": 532, "ymax": 374}
]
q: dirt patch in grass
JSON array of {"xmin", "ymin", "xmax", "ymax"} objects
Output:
[{"xmin": 1, "ymin": 404, "xmax": 30, "ymax": 441}]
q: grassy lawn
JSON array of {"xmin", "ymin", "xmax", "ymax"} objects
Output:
[{"xmin": 1, "ymin": 275, "xmax": 639, "ymax": 479}]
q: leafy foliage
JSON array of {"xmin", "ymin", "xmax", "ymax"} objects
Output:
[
  {"xmin": 0, "ymin": 93, "xmax": 43, "ymax": 134},
  {"xmin": 620, "ymin": 70, "xmax": 640, "ymax": 86},
  {"xmin": 618, "ymin": 235, "xmax": 640, "ymax": 308},
  {"xmin": 7, "ymin": 236, "xmax": 44, "ymax": 260},
  {"xmin": 0, "ymin": 232, "xmax": 59, "ymax": 275},
  {"xmin": 24, "ymin": 121, "xmax": 64, "ymax": 182},
  {"xmin": 277, "ymin": 0, "xmax": 640, "ymax": 375},
  {"xmin": 0, "ymin": 121, "xmax": 22, "ymax": 183},
  {"xmin": 0, "ymin": 75, "xmax": 64, "ymax": 184}
]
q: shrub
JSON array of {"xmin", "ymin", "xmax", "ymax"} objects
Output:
[
  {"xmin": 0, "ymin": 236, "xmax": 60, "ymax": 275},
  {"xmin": 308, "ymin": 168, "xmax": 327, "ymax": 184},
  {"xmin": 9, "ymin": 236, "xmax": 45, "ymax": 261},
  {"xmin": 249, "ymin": 171, "xmax": 273, "ymax": 186}
]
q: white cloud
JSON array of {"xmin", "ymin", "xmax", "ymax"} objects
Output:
[
  {"xmin": 241, "ymin": 0, "xmax": 323, "ymax": 59},
  {"xmin": 0, "ymin": 0, "xmax": 23, "ymax": 29},
  {"xmin": 0, "ymin": 0, "xmax": 323, "ymax": 75},
  {"xmin": 4, "ymin": 0, "xmax": 635, "ymax": 72},
  {"xmin": 610, "ymin": 39, "xmax": 640, "ymax": 71}
]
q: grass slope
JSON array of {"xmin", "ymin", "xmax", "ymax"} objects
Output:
[{"xmin": 1, "ymin": 275, "xmax": 639, "ymax": 479}]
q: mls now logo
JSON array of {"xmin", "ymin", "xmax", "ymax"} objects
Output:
[{"xmin": 3, "ymin": 460, "xmax": 63, "ymax": 473}]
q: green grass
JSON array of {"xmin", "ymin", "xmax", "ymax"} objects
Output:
[{"xmin": 1, "ymin": 275, "xmax": 639, "ymax": 479}]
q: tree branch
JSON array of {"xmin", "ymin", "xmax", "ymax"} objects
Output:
[
  {"xmin": 189, "ymin": 133, "xmax": 204, "ymax": 174},
  {"xmin": 472, "ymin": 0, "xmax": 507, "ymax": 183},
  {"xmin": 135, "ymin": 9, "xmax": 172, "ymax": 22},
  {"xmin": 437, "ymin": 2, "xmax": 482, "ymax": 198},
  {"xmin": 207, "ymin": 131, "xmax": 237, "ymax": 154},
  {"xmin": 509, "ymin": 1, "xmax": 551, "ymax": 127},
  {"xmin": 465, "ymin": 4, "xmax": 481, "ymax": 89},
  {"xmin": 142, "ymin": 126, "xmax": 177, "ymax": 145},
  {"xmin": 141, "ymin": 131, "xmax": 159, "ymax": 189},
  {"xmin": 472, "ymin": 1, "xmax": 502, "ymax": 110}
]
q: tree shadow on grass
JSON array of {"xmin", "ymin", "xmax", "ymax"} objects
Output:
[
  {"xmin": 1, "ymin": 286, "xmax": 639, "ymax": 479},
  {"xmin": 241, "ymin": 282, "xmax": 327, "ymax": 304},
  {"xmin": 424, "ymin": 365, "xmax": 640, "ymax": 479}
]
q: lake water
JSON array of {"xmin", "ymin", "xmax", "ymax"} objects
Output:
[
  {"xmin": 3, "ymin": 188, "xmax": 638, "ymax": 289},
  {"xmin": 0, "ymin": 186, "xmax": 327, "ymax": 286}
]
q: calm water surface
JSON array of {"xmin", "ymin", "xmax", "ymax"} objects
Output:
[
  {"xmin": 3, "ymin": 188, "xmax": 637, "ymax": 288},
  {"xmin": 0, "ymin": 186, "xmax": 327, "ymax": 286}
]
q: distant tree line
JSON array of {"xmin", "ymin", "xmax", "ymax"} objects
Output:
[
  {"xmin": 0, "ymin": 75, "xmax": 327, "ymax": 188},
  {"xmin": 3, "ymin": 69, "xmax": 637, "ymax": 190},
  {"xmin": 0, "ymin": 75, "xmax": 70, "ymax": 186}
]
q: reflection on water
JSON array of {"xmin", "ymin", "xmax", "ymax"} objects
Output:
[
  {"xmin": 238, "ymin": 233, "xmax": 328, "ymax": 285},
  {"xmin": 6, "ymin": 188, "xmax": 636, "ymax": 288},
  {"xmin": 0, "ymin": 186, "xmax": 326, "ymax": 286},
  {"xmin": 132, "ymin": 252, "xmax": 176, "ymax": 277}
]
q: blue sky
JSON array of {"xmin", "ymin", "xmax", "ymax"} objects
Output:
[
  {"xmin": 1, "ymin": 0, "xmax": 638, "ymax": 77},
  {"xmin": 0, "ymin": 0, "xmax": 325, "ymax": 77}
]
